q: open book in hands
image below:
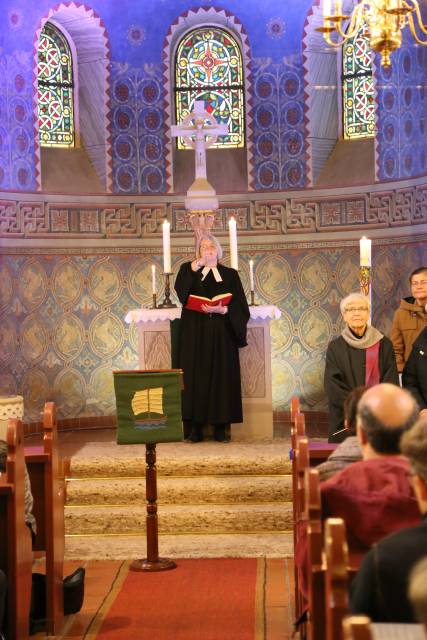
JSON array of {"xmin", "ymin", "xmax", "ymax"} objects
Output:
[{"xmin": 185, "ymin": 293, "xmax": 233, "ymax": 313}]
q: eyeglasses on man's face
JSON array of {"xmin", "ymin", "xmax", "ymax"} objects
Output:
[
  {"xmin": 411, "ymin": 280, "xmax": 427, "ymax": 288},
  {"xmin": 344, "ymin": 307, "xmax": 369, "ymax": 314}
]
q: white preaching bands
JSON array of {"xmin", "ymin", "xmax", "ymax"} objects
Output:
[{"xmin": 200, "ymin": 265, "xmax": 222, "ymax": 282}]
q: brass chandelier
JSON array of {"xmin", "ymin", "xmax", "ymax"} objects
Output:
[{"xmin": 318, "ymin": 1, "xmax": 427, "ymax": 67}]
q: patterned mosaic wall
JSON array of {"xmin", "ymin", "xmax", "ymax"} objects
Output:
[
  {"xmin": 0, "ymin": 52, "xmax": 37, "ymax": 192},
  {"xmin": 111, "ymin": 63, "xmax": 167, "ymax": 194},
  {"xmin": 1, "ymin": 236, "xmax": 427, "ymax": 421},
  {"xmin": 252, "ymin": 59, "xmax": 307, "ymax": 190},
  {"xmin": 376, "ymin": 36, "xmax": 427, "ymax": 181}
]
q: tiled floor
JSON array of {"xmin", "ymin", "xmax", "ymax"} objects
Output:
[{"xmin": 27, "ymin": 427, "xmax": 295, "ymax": 639}]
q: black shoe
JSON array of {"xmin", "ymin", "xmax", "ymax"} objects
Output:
[
  {"xmin": 213, "ymin": 425, "xmax": 230, "ymax": 442},
  {"xmin": 189, "ymin": 426, "xmax": 204, "ymax": 442}
]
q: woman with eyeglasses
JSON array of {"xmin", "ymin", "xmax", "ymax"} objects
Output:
[{"xmin": 324, "ymin": 292, "xmax": 399, "ymax": 442}]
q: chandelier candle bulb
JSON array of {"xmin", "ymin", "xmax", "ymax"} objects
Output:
[
  {"xmin": 228, "ymin": 216, "xmax": 238, "ymax": 270},
  {"xmin": 323, "ymin": 0, "xmax": 332, "ymax": 16},
  {"xmin": 151, "ymin": 265, "xmax": 156, "ymax": 295},
  {"xmin": 162, "ymin": 220, "xmax": 171, "ymax": 273},
  {"xmin": 360, "ymin": 236, "xmax": 372, "ymax": 267},
  {"xmin": 249, "ymin": 260, "xmax": 255, "ymax": 291}
]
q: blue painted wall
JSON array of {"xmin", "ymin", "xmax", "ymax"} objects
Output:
[{"xmin": 0, "ymin": 0, "xmax": 426, "ymax": 193}]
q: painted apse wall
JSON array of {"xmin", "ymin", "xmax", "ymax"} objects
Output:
[
  {"xmin": 1, "ymin": 239, "xmax": 427, "ymax": 421},
  {"xmin": 1, "ymin": 0, "xmax": 427, "ymax": 192},
  {"xmin": 1, "ymin": 1, "xmax": 427, "ymax": 421}
]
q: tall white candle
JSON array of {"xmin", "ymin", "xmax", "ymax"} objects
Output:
[
  {"xmin": 162, "ymin": 220, "xmax": 171, "ymax": 273},
  {"xmin": 249, "ymin": 259, "xmax": 254, "ymax": 291},
  {"xmin": 360, "ymin": 236, "xmax": 372, "ymax": 267},
  {"xmin": 151, "ymin": 264, "xmax": 156, "ymax": 295},
  {"xmin": 228, "ymin": 216, "xmax": 238, "ymax": 270}
]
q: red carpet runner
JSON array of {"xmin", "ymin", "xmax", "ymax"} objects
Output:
[{"xmin": 86, "ymin": 558, "xmax": 265, "ymax": 640}]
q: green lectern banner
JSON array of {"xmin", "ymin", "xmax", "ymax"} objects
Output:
[{"xmin": 113, "ymin": 370, "xmax": 184, "ymax": 444}]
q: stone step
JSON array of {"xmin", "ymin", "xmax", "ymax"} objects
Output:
[
  {"xmin": 64, "ymin": 532, "xmax": 294, "ymax": 560},
  {"xmin": 65, "ymin": 502, "xmax": 293, "ymax": 536},
  {"xmin": 67, "ymin": 441, "xmax": 292, "ymax": 478},
  {"xmin": 65, "ymin": 474, "xmax": 292, "ymax": 506}
]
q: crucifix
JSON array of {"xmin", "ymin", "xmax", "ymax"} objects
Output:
[{"xmin": 171, "ymin": 100, "xmax": 228, "ymax": 182}]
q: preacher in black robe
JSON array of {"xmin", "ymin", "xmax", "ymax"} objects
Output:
[{"xmin": 174, "ymin": 260, "xmax": 250, "ymax": 437}]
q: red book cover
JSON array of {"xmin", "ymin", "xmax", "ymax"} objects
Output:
[{"xmin": 185, "ymin": 292, "xmax": 233, "ymax": 313}]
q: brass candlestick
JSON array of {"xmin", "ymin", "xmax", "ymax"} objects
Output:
[
  {"xmin": 158, "ymin": 273, "xmax": 177, "ymax": 308},
  {"xmin": 249, "ymin": 290, "xmax": 258, "ymax": 306},
  {"xmin": 152, "ymin": 293, "xmax": 157, "ymax": 309}
]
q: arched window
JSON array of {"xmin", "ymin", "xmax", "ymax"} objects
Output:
[
  {"xmin": 342, "ymin": 23, "xmax": 375, "ymax": 139},
  {"xmin": 37, "ymin": 22, "xmax": 75, "ymax": 147},
  {"xmin": 174, "ymin": 26, "xmax": 245, "ymax": 149}
]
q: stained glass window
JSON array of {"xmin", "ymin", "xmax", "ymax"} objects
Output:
[
  {"xmin": 38, "ymin": 22, "xmax": 75, "ymax": 147},
  {"xmin": 342, "ymin": 23, "xmax": 375, "ymax": 139},
  {"xmin": 175, "ymin": 27, "xmax": 245, "ymax": 149}
]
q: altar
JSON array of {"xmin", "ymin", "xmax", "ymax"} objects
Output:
[{"xmin": 125, "ymin": 305, "xmax": 281, "ymax": 441}]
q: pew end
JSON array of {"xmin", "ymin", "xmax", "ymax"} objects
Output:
[
  {"xmin": 324, "ymin": 517, "xmax": 349, "ymax": 640},
  {"xmin": 0, "ymin": 419, "xmax": 32, "ymax": 640},
  {"xmin": 25, "ymin": 401, "xmax": 65, "ymax": 635}
]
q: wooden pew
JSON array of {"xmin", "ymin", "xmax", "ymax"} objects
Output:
[
  {"xmin": 293, "ymin": 436, "xmax": 309, "ymax": 622},
  {"xmin": 0, "ymin": 419, "xmax": 32, "ymax": 640},
  {"xmin": 343, "ymin": 616, "xmax": 373, "ymax": 640},
  {"xmin": 343, "ymin": 617, "xmax": 426, "ymax": 640},
  {"xmin": 290, "ymin": 395, "xmax": 300, "ymax": 425},
  {"xmin": 305, "ymin": 467, "xmax": 325, "ymax": 640},
  {"xmin": 324, "ymin": 517, "xmax": 349, "ymax": 640},
  {"xmin": 302, "ymin": 474, "xmax": 366, "ymax": 640},
  {"xmin": 290, "ymin": 398, "xmax": 337, "ymax": 465},
  {"xmin": 25, "ymin": 402, "xmax": 64, "ymax": 635}
]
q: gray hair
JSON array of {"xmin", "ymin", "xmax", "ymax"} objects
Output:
[
  {"xmin": 409, "ymin": 556, "xmax": 427, "ymax": 624},
  {"xmin": 196, "ymin": 233, "xmax": 223, "ymax": 260},
  {"xmin": 340, "ymin": 292, "xmax": 371, "ymax": 315},
  {"xmin": 400, "ymin": 416, "xmax": 427, "ymax": 484}
]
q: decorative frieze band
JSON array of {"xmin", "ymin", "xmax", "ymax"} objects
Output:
[{"xmin": 1, "ymin": 183, "xmax": 427, "ymax": 239}]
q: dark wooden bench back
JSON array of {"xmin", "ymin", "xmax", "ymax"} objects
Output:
[
  {"xmin": 324, "ymin": 517, "xmax": 349, "ymax": 640},
  {"xmin": 305, "ymin": 467, "xmax": 325, "ymax": 640},
  {"xmin": 293, "ymin": 436, "xmax": 309, "ymax": 621},
  {"xmin": 25, "ymin": 402, "xmax": 64, "ymax": 634},
  {"xmin": 290, "ymin": 396, "xmax": 300, "ymax": 425},
  {"xmin": 342, "ymin": 616, "xmax": 373, "ymax": 640},
  {"xmin": 0, "ymin": 419, "xmax": 32, "ymax": 640}
]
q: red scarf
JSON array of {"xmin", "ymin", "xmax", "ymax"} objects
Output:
[{"xmin": 365, "ymin": 341, "xmax": 380, "ymax": 387}]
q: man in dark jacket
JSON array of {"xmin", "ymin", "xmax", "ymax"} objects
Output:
[
  {"xmin": 350, "ymin": 416, "xmax": 427, "ymax": 622},
  {"xmin": 403, "ymin": 325, "xmax": 427, "ymax": 416},
  {"xmin": 391, "ymin": 266, "xmax": 427, "ymax": 373}
]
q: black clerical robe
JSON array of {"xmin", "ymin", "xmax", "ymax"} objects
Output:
[{"xmin": 174, "ymin": 262, "xmax": 250, "ymax": 425}]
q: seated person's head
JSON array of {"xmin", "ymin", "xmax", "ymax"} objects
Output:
[
  {"xmin": 408, "ymin": 555, "xmax": 427, "ymax": 627},
  {"xmin": 356, "ymin": 383, "xmax": 419, "ymax": 458},
  {"xmin": 343, "ymin": 386, "xmax": 366, "ymax": 436},
  {"xmin": 401, "ymin": 417, "xmax": 427, "ymax": 515}
]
